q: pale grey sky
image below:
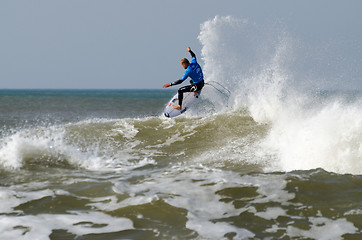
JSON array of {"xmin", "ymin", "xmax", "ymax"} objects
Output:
[{"xmin": 1, "ymin": 0, "xmax": 361, "ymax": 89}]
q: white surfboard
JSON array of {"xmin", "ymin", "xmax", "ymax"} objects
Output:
[{"xmin": 164, "ymin": 91, "xmax": 201, "ymax": 118}]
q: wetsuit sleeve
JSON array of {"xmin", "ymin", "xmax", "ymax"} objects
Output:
[
  {"xmin": 171, "ymin": 67, "xmax": 191, "ymax": 85},
  {"xmin": 170, "ymin": 79, "xmax": 183, "ymax": 86},
  {"xmin": 189, "ymin": 50, "xmax": 196, "ymax": 58},
  {"xmin": 180, "ymin": 68, "xmax": 191, "ymax": 81}
]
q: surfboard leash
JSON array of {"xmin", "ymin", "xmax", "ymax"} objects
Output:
[{"xmin": 205, "ymin": 81, "xmax": 231, "ymax": 98}]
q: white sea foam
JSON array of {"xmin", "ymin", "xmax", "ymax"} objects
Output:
[
  {"xmin": 0, "ymin": 184, "xmax": 56, "ymax": 214},
  {"xmin": 0, "ymin": 212, "xmax": 133, "ymax": 240},
  {"xmin": 0, "ymin": 189, "xmax": 25, "ymax": 213},
  {"xmin": 0, "ymin": 119, "xmax": 159, "ymax": 171},
  {"xmin": 263, "ymin": 100, "xmax": 362, "ymax": 174},
  {"xmin": 89, "ymin": 163, "xmax": 360, "ymax": 238},
  {"xmin": 0, "ymin": 125, "xmax": 103, "ymax": 170},
  {"xmin": 255, "ymin": 207, "xmax": 287, "ymax": 220},
  {"xmin": 344, "ymin": 208, "xmax": 362, "ymax": 216},
  {"xmin": 109, "ymin": 166, "xmax": 255, "ymax": 238},
  {"xmin": 286, "ymin": 217, "xmax": 358, "ymax": 240},
  {"xmin": 107, "ymin": 165, "xmax": 304, "ymax": 239},
  {"xmin": 240, "ymin": 174, "xmax": 295, "ymax": 205},
  {"xmin": 114, "ymin": 120, "xmax": 139, "ymax": 139},
  {"xmin": 0, "ymin": 161, "xmax": 358, "ymax": 239},
  {"xmin": 0, "ymin": 179, "xmax": 133, "ymax": 239}
]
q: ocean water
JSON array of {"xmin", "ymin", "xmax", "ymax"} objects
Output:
[{"xmin": 1, "ymin": 17, "xmax": 361, "ymax": 240}]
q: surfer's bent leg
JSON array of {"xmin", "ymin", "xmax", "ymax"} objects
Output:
[
  {"xmin": 177, "ymin": 81, "xmax": 204, "ymax": 107},
  {"xmin": 178, "ymin": 85, "xmax": 193, "ymax": 107}
]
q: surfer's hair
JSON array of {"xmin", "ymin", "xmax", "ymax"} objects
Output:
[{"xmin": 180, "ymin": 58, "xmax": 189, "ymax": 65}]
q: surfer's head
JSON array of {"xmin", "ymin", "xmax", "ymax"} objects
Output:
[{"xmin": 180, "ymin": 58, "xmax": 189, "ymax": 69}]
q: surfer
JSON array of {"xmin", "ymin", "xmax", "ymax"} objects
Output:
[{"xmin": 162, "ymin": 47, "xmax": 204, "ymax": 110}]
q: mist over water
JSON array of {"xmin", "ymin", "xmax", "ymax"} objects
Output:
[{"xmin": 0, "ymin": 16, "xmax": 361, "ymax": 240}]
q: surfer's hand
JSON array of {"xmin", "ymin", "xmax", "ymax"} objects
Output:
[
  {"xmin": 187, "ymin": 47, "xmax": 191, "ymax": 52},
  {"xmin": 162, "ymin": 83, "xmax": 171, "ymax": 88}
]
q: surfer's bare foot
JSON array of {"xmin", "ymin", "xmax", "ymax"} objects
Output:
[
  {"xmin": 193, "ymin": 92, "xmax": 197, "ymax": 96},
  {"xmin": 172, "ymin": 105, "xmax": 182, "ymax": 110}
]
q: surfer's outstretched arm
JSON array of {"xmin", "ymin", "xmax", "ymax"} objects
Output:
[
  {"xmin": 187, "ymin": 47, "xmax": 196, "ymax": 58},
  {"xmin": 162, "ymin": 79, "xmax": 183, "ymax": 88},
  {"xmin": 171, "ymin": 80, "xmax": 183, "ymax": 86}
]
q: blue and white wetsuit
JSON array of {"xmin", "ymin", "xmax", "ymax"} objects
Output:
[{"xmin": 170, "ymin": 50, "xmax": 205, "ymax": 107}]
